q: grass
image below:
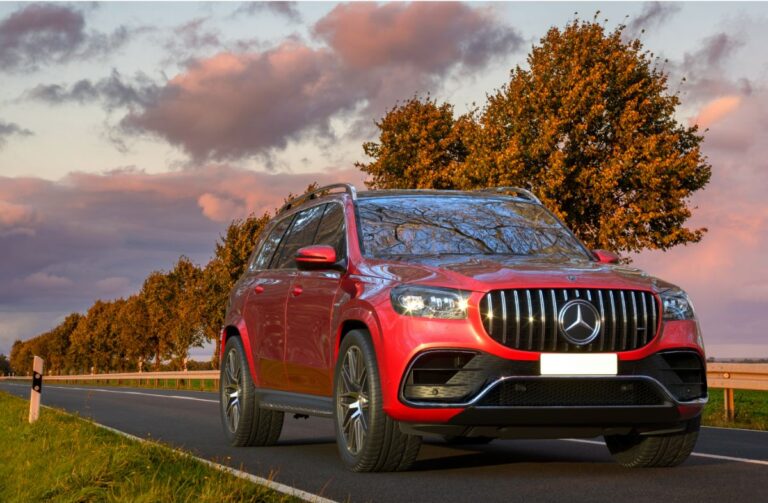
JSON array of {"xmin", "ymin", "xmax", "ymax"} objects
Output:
[
  {"xmin": 702, "ymin": 388, "xmax": 768, "ymax": 431},
  {"xmin": 0, "ymin": 391, "xmax": 296, "ymax": 503}
]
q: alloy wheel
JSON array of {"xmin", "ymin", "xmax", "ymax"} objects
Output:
[
  {"xmin": 337, "ymin": 346, "xmax": 370, "ymax": 455},
  {"xmin": 222, "ymin": 348, "xmax": 242, "ymax": 432}
]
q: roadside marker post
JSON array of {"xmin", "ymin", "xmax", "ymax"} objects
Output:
[{"xmin": 29, "ymin": 356, "xmax": 44, "ymax": 424}]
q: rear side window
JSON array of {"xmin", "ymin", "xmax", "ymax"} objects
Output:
[
  {"xmin": 251, "ymin": 215, "xmax": 294, "ymax": 270},
  {"xmin": 271, "ymin": 204, "xmax": 326, "ymax": 269},
  {"xmin": 313, "ymin": 203, "xmax": 346, "ymax": 259}
]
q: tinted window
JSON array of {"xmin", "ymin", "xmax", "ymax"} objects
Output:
[
  {"xmin": 313, "ymin": 203, "xmax": 346, "ymax": 259},
  {"xmin": 250, "ymin": 215, "xmax": 294, "ymax": 270},
  {"xmin": 271, "ymin": 204, "xmax": 326, "ymax": 269},
  {"xmin": 358, "ymin": 196, "xmax": 590, "ymax": 259}
]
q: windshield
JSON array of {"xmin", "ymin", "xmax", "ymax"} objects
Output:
[{"xmin": 357, "ymin": 196, "xmax": 591, "ymax": 260}]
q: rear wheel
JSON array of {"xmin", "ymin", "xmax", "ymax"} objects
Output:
[
  {"xmin": 220, "ymin": 336, "xmax": 283, "ymax": 447},
  {"xmin": 604, "ymin": 416, "xmax": 700, "ymax": 468},
  {"xmin": 334, "ymin": 329, "xmax": 422, "ymax": 472}
]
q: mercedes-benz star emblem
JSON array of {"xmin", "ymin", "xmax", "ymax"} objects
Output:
[{"xmin": 558, "ymin": 299, "xmax": 601, "ymax": 345}]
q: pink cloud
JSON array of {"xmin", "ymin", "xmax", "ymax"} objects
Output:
[
  {"xmin": 692, "ymin": 95, "xmax": 742, "ymax": 128},
  {"xmin": 313, "ymin": 2, "xmax": 520, "ymax": 72},
  {"xmin": 197, "ymin": 192, "xmax": 244, "ymax": 222},
  {"xmin": 115, "ymin": 2, "xmax": 521, "ymax": 161}
]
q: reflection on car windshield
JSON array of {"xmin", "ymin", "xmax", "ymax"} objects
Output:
[{"xmin": 358, "ymin": 196, "xmax": 589, "ymax": 259}]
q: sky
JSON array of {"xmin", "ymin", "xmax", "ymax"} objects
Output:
[{"xmin": 0, "ymin": 1, "xmax": 766, "ymax": 359}]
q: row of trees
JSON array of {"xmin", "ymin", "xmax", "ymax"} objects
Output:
[
  {"xmin": 8, "ymin": 19, "xmax": 710, "ymax": 375},
  {"xmin": 9, "ymin": 212, "xmax": 272, "ymax": 375}
]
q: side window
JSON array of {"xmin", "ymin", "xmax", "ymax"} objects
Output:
[
  {"xmin": 313, "ymin": 203, "xmax": 346, "ymax": 259},
  {"xmin": 271, "ymin": 204, "xmax": 326, "ymax": 269},
  {"xmin": 251, "ymin": 215, "xmax": 294, "ymax": 271}
]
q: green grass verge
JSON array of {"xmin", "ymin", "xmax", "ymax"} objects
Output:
[
  {"xmin": 702, "ymin": 388, "xmax": 768, "ymax": 431},
  {"xmin": 0, "ymin": 391, "xmax": 296, "ymax": 503}
]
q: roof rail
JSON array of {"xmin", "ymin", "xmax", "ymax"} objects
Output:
[
  {"xmin": 278, "ymin": 183, "xmax": 357, "ymax": 213},
  {"xmin": 477, "ymin": 186, "xmax": 541, "ymax": 204}
]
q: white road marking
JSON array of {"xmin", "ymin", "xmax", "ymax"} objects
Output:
[
  {"xmin": 43, "ymin": 385, "xmax": 218, "ymax": 403},
  {"xmin": 562, "ymin": 438, "xmax": 768, "ymax": 467}
]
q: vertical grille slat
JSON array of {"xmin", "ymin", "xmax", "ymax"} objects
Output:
[
  {"xmin": 480, "ymin": 288, "xmax": 659, "ymax": 353},
  {"xmin": 500, "ymin": 290, "xmax": 508, "ymax": 345},
  {"xmin": 513, "ymin": 290, "xmax": 521, "ymax": 348},
  {"xmin": 525, "ymin": 289, "xmax": 534, "ymax": 349}
]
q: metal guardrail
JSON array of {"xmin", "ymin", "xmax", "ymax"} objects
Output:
[
  {"xmin": 707, "ymin": 363, "xmax": 768, "ymax": 420},
  {"xmin": 0, "ymin": 370, "xmax": 219, "ymax": 391},
  {"xmin": 3, "ymin": 364, "xmax": 767, "ymax": 420}
]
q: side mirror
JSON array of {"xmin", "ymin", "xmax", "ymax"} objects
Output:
[
  {"xmin": 592, "ymin": 249, "xmax": 620, "ymax": 264},
  {"xmin": 295, "ymin": 245, "xmax": 337, "ymax": 269}
]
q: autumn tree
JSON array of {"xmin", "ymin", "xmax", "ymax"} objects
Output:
[
  {"xmin": 200, "ymin": 212, "xmax": 272, "ymax": 366},
  {"xmin": 359, "ymin": 19, "xmax": 711, "ymax": 254},
  {"xmin": 0, "ymin": 353, "xmax": 11, "ymax": 376},
  {"xmin": 357, "ymin": 97, "xmax": 472, "ymax": 190}
]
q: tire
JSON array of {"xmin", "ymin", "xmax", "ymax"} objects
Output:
[
  {"xmin": 220, "ymin": 336, "xmax": 283, "ymax": 447},
  {"xmin": 443, "ymin": 436, "xmax": 494, "ymax": 445},
  {"xmin": 604, "ymin": 416, "xmax": 701, "ymax": 468},
  {"xmin": 333, "ymin": 329, "xmax": 422, "ymax": 472}
]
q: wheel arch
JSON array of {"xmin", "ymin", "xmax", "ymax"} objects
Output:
[{"xmin": 221, "ymin": 320, "xmax": 259, "ymax": 386}]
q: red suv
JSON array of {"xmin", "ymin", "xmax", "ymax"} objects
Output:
[{"xmin": 219, "ymin": 184, "xmax": 706, "ymax": 472}]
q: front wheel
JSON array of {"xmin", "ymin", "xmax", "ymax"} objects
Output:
[
  {"xmin": 333, "ymin": 329, "xmax": 421, "ymax": 472},
  {"xmin": 604, "ymin": 416, "xmax": 701, "ymax": 468},
  {"xmin": 220, "ymin": 336, "xmax": 283, "ymax": 447}
]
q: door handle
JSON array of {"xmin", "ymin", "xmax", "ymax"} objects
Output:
[
  {"xmin": 291, "ymin": 286, "xmax": 303, "ymax": 296},
  {"xmin": 253, "ymin": 285, "xmax": 264, "ymax": 294}
]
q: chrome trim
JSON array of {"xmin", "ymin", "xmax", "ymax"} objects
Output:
[
  {"xmin": 401, "ymin": 374, "xmax": 708, "ymax": 409},
  {"xmin": 641, "ymin": 292, "xmax": 648, "ymax": 346},
  {"xmin": 538, "ymin": 289, "xmax": 546, "ymax": 351},
  {"xmin": 630, "ymin": 291, "xmax": 639, "ymax": 348},
  {"xmin": 526, "ymin": 289, "xmax": 533, "ymax": 348},
  {"xmin": 514, "ymin": 290, "xmax": 521, "ymax": 348},
  {"xmin": 500, "ymin": 290, "xmax": 508, "ymax": 345},
  {"xmin": 487, "ymin": 292, "xmax": 494, "ymax": 337},
  {"xmin": 620, "ymin": 291, "xmax": 628, "ymax": 350},
  {"xmin": 550, "ymin": 290, "xmax": 558, "ymax": 352}
]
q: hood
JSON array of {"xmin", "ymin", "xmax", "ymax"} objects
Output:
[{"xmin": 357, "ymin": 255, "xmax": 662, "ymax": 292}]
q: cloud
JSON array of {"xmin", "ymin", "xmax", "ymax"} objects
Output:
[
  {"xmin": 0, "ymin": 120, "xmax": 33, "ymax": 149},
  {"xmin": 232, "ymin": 2, "xmax": 302, "ymax": 23},
  {"xmin": 23, "ymin": 271, "xmax": 73, "ymax": 289},
  {"xmin": 625, "ymin": 2, "xmax": 681, "ymax": 39},
  {"xmin": 313, "ymin": 2, "xmax": 522, "ymax": 72},
  {"xmin": 633, "ymin": 78, "xmax": 768, "ymax": 355},
  {"xmin": 692, "ymin": 95, "xmax": 742, "ymax": 128},
  {"xmin": 674, "ymin": 33, "xmax": 747, "ymax": 103},
  {"xmin": 25, "ymin": 71, "xmax": 158, "ymax": 109},
  {"xmin": 163, "ymin": 17, "xmax": 222, "ymax": 62},
  {"xmin": 120, "ymin": 43, "xmax": 361, "ymax": 160},
  {"xmin": 0, "ymin": 164, "xmax": 366, "ymax": 353},
  {"xmin": 26, "ymin": 2, "xmax": 521, "ymax": 162},
  {"xmin": 0, "ymin": 3, "xmax": 133, "ymax": 72}
]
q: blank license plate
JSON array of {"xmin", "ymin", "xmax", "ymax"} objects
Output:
[{"xmin": 540, "ymin": 353, "xmax": 618, "ymax": 375}]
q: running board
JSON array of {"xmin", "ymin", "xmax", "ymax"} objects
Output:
[{"xmin": 256, "ymin": 389, "xmax": 334, "ymax": 418}]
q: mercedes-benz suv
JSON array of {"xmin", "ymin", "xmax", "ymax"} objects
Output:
[{"xmin": 219, "ymin": 184, "xmax": 706, "ymax": 472}]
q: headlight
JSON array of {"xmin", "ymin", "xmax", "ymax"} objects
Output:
[
  {"xmin": 660, "ymin": 288, "xmax": 695, "ymax": 320},
  {"xmin": 390, "ymin": 285, "xmax": 469, "ymax": 319}
]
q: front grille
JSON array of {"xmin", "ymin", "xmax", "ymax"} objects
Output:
[
  {"xmin": 476, "ymin": 378, "xmax": 666, "ymax": 407},
  {"xmin": 479, "ymin": 288, "xmax": 659, "ymax": 352}
]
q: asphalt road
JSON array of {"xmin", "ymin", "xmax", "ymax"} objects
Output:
[{"xmin": 2, "ymin": 382, "xmax": 767, "ymax": 503}]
